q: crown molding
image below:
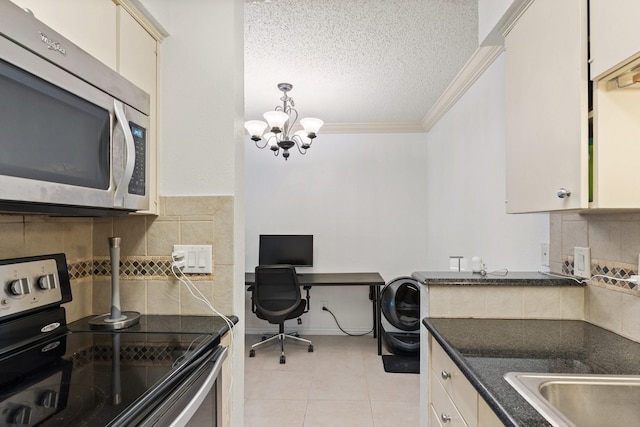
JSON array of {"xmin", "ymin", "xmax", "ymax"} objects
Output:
[
  {"xmin": 113, "ymin": 0, "xmax": 169, "ymax": 41},
  {"xmin": 318, "ymin": 121, "xmax": 426, "ymax": 134},
  {"xmin": 419, "ymin": 0, "xmax": 534, "ymax": 132},
  {"xmin": 247, "ymin": 0, "xmax": 533, "ymax": 136},
  {"xmin": 420, "ymin": 44, "xmax": 504, "ymax": 132},
  {"xmin": 287, "ymin": 45, "xmax": 505, "ymax": 136},
  {"xmin": 492, "ymin": 0, "xmax": 535, "ymax": 42}
]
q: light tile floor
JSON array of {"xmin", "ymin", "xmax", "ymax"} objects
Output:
[{"xmin": 244, "ymin": 334, "xmax": 420, "ymax": 427}]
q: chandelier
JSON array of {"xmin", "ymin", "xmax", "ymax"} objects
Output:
[{"xmin": 244, "ymin": 83, "xmax": 324, "ymax": 160}]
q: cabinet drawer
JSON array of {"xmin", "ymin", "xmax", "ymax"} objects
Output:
[
  {"xmin": 430, "ymin": 404, "xmax": 445, "ymax": 427},
  {"xmin": 431, "ymin": 376, "xmax": 469, "ymax": 427},
  {"xmin": 431, "ymin": 341, "xmax": 478, "ymax": 427}
]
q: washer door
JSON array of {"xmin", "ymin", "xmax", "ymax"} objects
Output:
[{"xmin": 380, "ymin": 277, "xmax": 420, "ymax": 331}]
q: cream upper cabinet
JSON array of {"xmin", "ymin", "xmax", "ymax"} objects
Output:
[
  {"xmin": 505, "ymin": 0, "xmax": 640, "ymax": 212},
  {"xmin": 117, "ymin": 6, "xmax": 159, "ymax": 214},
  {"xmin": 590, "ymin": 0, "xmax": 640, "ymax": 80},
  {"xmin": 505, "ymin": 0, "xmax": 589, "ymax": 213},
  {"xmin": 9, "ymin": 0, "xmax": 117, "ymax": 70}
]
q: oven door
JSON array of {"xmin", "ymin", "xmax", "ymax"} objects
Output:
[
  {"xmin": 0, "ymin": 32, "xmax": 149, "ymax": 214},
  {"xmin": 138, "ymin": 346, "xmax": 228, "ymax": 427}
]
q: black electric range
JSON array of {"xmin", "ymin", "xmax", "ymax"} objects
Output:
[{"xmin": 0, "ymin": 254, "xmax": 234, "ymax": 426}]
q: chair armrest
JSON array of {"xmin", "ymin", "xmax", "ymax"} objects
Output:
[
  {"xmin": 248, "ymin": 285, "xmax": 256, "ymax": 313},
  {"xmin": 303, "ymin": 285, "xmax": 311, "ymax": 313}
]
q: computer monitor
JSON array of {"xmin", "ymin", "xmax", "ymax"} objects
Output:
[{"xmin": 258, "ymin": 234, "xmax": 313, "ymax": 267}]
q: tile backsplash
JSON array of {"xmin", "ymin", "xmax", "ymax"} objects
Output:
[
  {"xmin": 551, "ymin": 212, "xmax": 640, "ymax": 342},
  {"xmin": 0, "ymin": 196, "xmax": 234, "ymax": 322}
]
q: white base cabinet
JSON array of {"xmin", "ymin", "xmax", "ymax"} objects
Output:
[{"xmin": 428, "ymin": 336, "xmax": 504, "ymax": 427}]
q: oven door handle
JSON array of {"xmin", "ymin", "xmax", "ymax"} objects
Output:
[
  {"xmin": 113, "ymin": 99, "xmax": 136, "ymax": 208},
  {"xmin": 168, "ymin": 345, "xmax": 228, "ymax": 427}
]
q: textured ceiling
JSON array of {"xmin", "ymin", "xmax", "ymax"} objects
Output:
[{"xmin": 244, "ymin": 0, "xmax": 478, "ymax": 131}]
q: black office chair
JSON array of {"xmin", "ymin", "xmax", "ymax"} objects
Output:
[{"xmin": 249, "ymin": 265, "xmax": 313, "ymax": 364}]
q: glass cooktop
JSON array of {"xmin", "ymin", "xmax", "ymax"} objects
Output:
[{"xmin": 0, "ymin": 329, "xmax": 216, "ymax": 426}]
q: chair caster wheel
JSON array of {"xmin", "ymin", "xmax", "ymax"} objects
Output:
[
  {"xmin": 280, "ymin": 355, "xmax": 286, "ymax": 364},
  {"xmin": 308, "ymin": 344, "xmax": 314, "ymax": 352},
  {"xmin": 249, "ymin": 349, "xmax": 255, "ymax": 357}
]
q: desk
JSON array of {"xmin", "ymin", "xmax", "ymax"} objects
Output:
[{"xmin": 245, "ymin": 272, "xmax": 385, "ymax": 337}]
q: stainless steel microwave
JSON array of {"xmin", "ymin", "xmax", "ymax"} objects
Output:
[{"xmin": 0, "ymin": 1, "xmax": 150, "ymax": 216}]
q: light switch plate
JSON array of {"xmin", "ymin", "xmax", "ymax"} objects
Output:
[
  {"xmin": 449, "ymin": 256, "xmax": 463, "ymax": 271},
  {"xmin": 173, "ymin": 245, "xmax": 212, "ymax": 274},
  {"xmin": 574, "ymin": 247, "xmax": 591, "ymax": 279}
]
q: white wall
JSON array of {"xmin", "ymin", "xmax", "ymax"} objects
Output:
[
  {"xmin": 143, "ymin": 1, "xmax": 245, "ymax": 425},
  {"xmin": 244, "ymin": 133, "xmax": 429, "ymax": 334},
  {"xmin": 425, "ymin": 53, "xmax": 549, "ymax": 272},
  {"xmin": 156, "ymin": 0, "xmax": 240, "ymax": 195}
]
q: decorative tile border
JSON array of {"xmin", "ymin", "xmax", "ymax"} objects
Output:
[
  {"xmin": 66, "ymin": 260, "xmax": 94, "ymax": 280},
  {"xmin": 562, "ymin": 256, "xmax": 638, "ymax": 292},
  {"xmin": 66, "ymin": 257, "xmax": 213, "ymax": 281},
  {"xmin": 71, "ymin": 342, "xmax": 191, "ymax": 368}
]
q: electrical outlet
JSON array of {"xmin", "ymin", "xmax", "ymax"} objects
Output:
[
  {"xmin": 541, "ymin": 243, "xmax": 550, "ymax": 267},
  {"xmin": 321, "ymin": 301, "xmax": 328, "ymax": 310},
  {"xmin": 574, "ymin": 247, "xmax": 591, "ymax": 279},
  {"xmin": 172, "ymin": 245, "xmax": 212, "ymax": 274}
]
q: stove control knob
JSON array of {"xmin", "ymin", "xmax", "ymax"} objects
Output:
[
  {"xmin": 38, "ymin": 274, "xmax": 58, "ymax": 290},
  {"xmin": 9, "ymin": 278, "xmax": 31, "ymax": 296},
  {"xmin": 39, "ymin": 390, "xmax": 60, "ymax": 408},
  {"xmin": 11, "ymin": 405, "xmax": 32, "ymax": 425}
]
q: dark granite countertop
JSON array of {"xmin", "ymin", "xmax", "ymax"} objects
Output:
[
  {"xmin": 422, "ymin": 318, "xmax": 640, "ymax": 427},
  {"xmin": 412, "ymin": 271, "xmax": 580, "ymax": 287},
  {"xmin": 69, "ymin": 314, "xmax": 238, "ymax": 346}
]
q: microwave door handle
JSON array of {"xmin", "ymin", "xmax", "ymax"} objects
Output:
[{"xmin": 113, "ymin": 100, "xmax": 136, "ymax": 208}]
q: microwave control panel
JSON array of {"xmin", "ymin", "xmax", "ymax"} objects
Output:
[
  {"xmin": 0, "ymin": 258, "xmax": 64, "ymax": 319},
  {"xmin": 128, "ymin": 122, "xmax": 146, "ymax": 196}
]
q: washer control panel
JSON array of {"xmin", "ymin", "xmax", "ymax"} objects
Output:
[{"xmin": 0, "ymin": 258, "xmax": 64, "ymax": 319}]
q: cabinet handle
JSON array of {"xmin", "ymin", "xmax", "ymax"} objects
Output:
[
  {"xmin": 441, "ymin": 370, "xmax": 451, "ymax": 380},
  {"xmin": 557, "ymin": 188, "xmax": 572, "ymax": 199},
  {"xmin": 441, "ymin": 413, "xmax": 451, "ymax": 423}
]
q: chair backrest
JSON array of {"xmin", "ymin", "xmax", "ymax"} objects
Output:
[{"xmin": 253, "ymin": 265, "xmax": 302, "ymax": 323}]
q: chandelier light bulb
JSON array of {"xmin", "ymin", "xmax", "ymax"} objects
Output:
[
  {"xmin": 244, "ymin": 120, "xmax": 268, "ymax": 141},
  {"xmin": 294, "ymin": 130, "xmax": 311, "ymax": 149},
  {"xmin": 300, "ymin": 117, "xmax": 324, "ymax": 139},
  {"xmin": 263, "ymin": 110, "xmax": 289, "ymax": 133}
]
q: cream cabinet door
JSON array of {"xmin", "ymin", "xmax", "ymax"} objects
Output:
[
  {"xmin": 590, "ymin": 0, "xmax": 640, "ymax": 79},
  {"xmin": 9, "ymin": 0, "xmax": 117, "ymax": 70},
  {"xmin": 478, "ymin": 398, "xmax": 504, "ymax": 427},
  {"xmin": 117, "ymin": 6, "xmax": 159, "ymax": 214},
  {"xmin": 504, "ymin": 0, "xmax": 589, "ymax": 213}
]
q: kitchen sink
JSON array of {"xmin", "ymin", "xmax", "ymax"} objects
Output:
[{"xmin": 504, "ymin": 372, "xmax": 640, "ymax": 427}]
